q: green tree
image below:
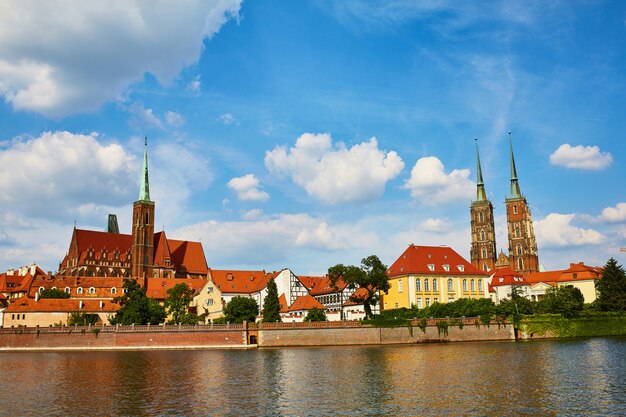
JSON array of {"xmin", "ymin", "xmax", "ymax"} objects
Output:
[
  {"xmin": 164, "ymin": 283, "xmax": 199, "ymax": 324},
  {"xmin": 328, "ymin": 255, "xmax": 390, "ymax": 319},
  {"xmin": 223, "ymin": 296, "xmax": 259, "ymax": 323},
  {"xmin": 596, "ymin": 257, "xmax": 626, "ymax": 311},
  {"xmin": 543, "ymin": 285, "xmax": 585, "ymax": 318},
  {"xmin": 67, "ymin": 312, "xmax": 99, "ymax": 325},
  {"xmin": 304, "ymin": 307, "xmax": 327, "ymax": 322},
  {"xmin": 109, "ymin": 279, "xmax": 166, "ymax": 325},
  {"xmin": 262, "ymin": 278, "xmax": 282, "ymax": 322},
  {"xmin": 39, "ymin": 288, "xmax": 70, "ymax": 299}
]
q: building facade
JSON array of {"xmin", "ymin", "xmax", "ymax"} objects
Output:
[{"xmin": 470, "ymin": 140, "xmax": 497, "ymax": 272}]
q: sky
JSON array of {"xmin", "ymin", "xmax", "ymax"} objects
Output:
[{"xmin": 0, "ymin": 0, "xmax": 625, "ymax": 275}]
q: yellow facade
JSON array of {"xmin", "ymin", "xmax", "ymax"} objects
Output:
[
  {"xmin": 558, "ymin": 280, "xmax": 598, "ymax": 303},
  {"xmin": 192, "ymin": 278, "xmax": 224, "ymax": 322},
  {"xmin": 383, "ymin": 274, "xmax": 489, "ymax": 310}
]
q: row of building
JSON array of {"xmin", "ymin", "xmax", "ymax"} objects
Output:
[{"xmin": 0, "ymin": 138, "xmax": 604, "ymax": 327}]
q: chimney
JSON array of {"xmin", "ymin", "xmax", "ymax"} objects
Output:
[
  {"xmin": 30, "ymin": 264, "xmax": 36, "ymax": 275},
  {"xmin": 35, "ymin": 292, "xmax": 40, "ymax": 301},
  {"xmin": 79, "ymin": 300, "xmax": 84, "ymax": 309},
  {"xmin": 99, "ymin": 300, "xmax": 104, "ymax": 309}
]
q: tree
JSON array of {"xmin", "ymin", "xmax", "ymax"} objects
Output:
[
  {"xmin": 304, "ymin": 308, "xmax": 327, "ymax": 322},
  {"xmin": 596, "ymin": 258, "xmax": 626, "ymax": 312},
  {"xmin": 543, "ymin": 285, "xmax": 584, "ymax": 318},
  {"xmin": 262, "ymin": 278, "xmax": 282, "ymax": 322},
  {"xmin": 109, "ymin": 279, "xmax": 166, "ymax": 325},
  {"xmin": 328, "ymin": 255, "xmax": 390, "ymax": 319},
  {"xmin": 164, "ymin": 283, "xmax": 199, "ymax": 324},
  {"xmin": 223, "ymin": 296, "xmax": 258, "ymax": 323},
  {"xmin": 67, "ymin": 312, "xmax": 99, "ymax": 325},
  {"xmin": 39, "ymin": 288, "xmax": 70, "ymax": 299}
]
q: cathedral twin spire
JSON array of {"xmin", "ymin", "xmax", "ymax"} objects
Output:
[{"xmin": 139, "ymin": 137, "xmax": 151, "ymax": 202}]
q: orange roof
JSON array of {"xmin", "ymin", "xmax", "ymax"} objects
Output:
[
  {"xmin": 168, "ymin": 239, "xmax": 208, "ymax": 274},
  {"xmin": 302, "ymin": 275, "xmax": 349, "ymax": 296},
  {"xmin": 210, "ymin": 269, "xmax": 268, "ymax": 294},
  {"xmin": 289, "ymin": 295, "xmax": 325, "ymax": 311},
  {"xmin": 344, "ymin": 287, "xmax": 370, "ymax": 306},
  {"xmin": 557, "ymin": 262, "xmax": 601, "ymax": 282},
  {"xmin": 73, "ymin": 228, "xmax": 133, "ymax": 254},
  {"xmin": 0, "ymin": 266, "xmax": 46, "ymax": 293},
  {"xmin": 525, "ymin": 270, "xmax": 561, "ymax": 285},
  {"xmin": 388, "ymin": 245, "xmax": 488, "ymax": 277},
  {"xmin": 490, "ymin": 267, "xmax": 529, "ymax": 287},
  {"xmin": 278, "ymin": 293, "xmax": 289, "ymax": 313},
  {"xmin": 5, "ymin": 296, "xmax": 119, "ymax": 313},
  {"xmin": 145, "ymin": 278, "xmax": 208, "ymax": 300}
]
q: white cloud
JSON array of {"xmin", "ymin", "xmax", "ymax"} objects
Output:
[
  {"xmin": 227, "ymin": 174, "xmax": 269, "ymax": 202},
  {"xmin": 535, "ymin": 213, "xmax": 606, "ymax": 247},
  {"xmin": 0, "ymin": 1, "xmax": 241, "ymax": 117},
  {"xmin": 219, "ymin": 113, "xmax": 236, "ymax": 125},
  {"xmin": 187, "ymin": 75, "xmax": 202, "ymax": 92},
  {"xmin": 403, "ymin": 156, "xmax": 474, "ymax": 205},
  {"xmin": 172, "ymin": 213, "xmax": 350, "ymax": 265},
  {"xmin": 165, "ymin": 111, "xmax": 186, "ymax": 127},
  {"xmin": 598, "ymin": 202, "xmax": 626, "ymax": 223},
  {"xmin": 241, "ymin": 209, "xmax": 263, "ymax": 221},
  {"xmin": 265, "ymin": 133, "xmax": 404, "ymax": 204},
  {"xmin": 419, "ymin": 218, "xmax": 450, "ymax": 234},
  {"xmin": 549, "ymin": 144, "xmax": 613, "ymax": 170},
  {"xmin": 0, "ymin": 131, "xmax": 136, "ymax": 219},
  {"xmin": 128, "ymin": 103, "xmax": 163, "ymax": 129}
]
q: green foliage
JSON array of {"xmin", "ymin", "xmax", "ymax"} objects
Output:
[
  {"xmin": 417, "ymin": 298, "xmax": 496, "ymax": 319},
  {"xmin": 328, "ymin": 255, "xmax": 390, "ymax": 319},
  {"xmin": 164, "ymin": 283, "xmax": 199, "ymax": 324},
  {"xmin": 596, "ymin": 258, "xmax": 626, "ymax": 312},
  {"xmin": 109, "ymin": 279, "xmax": 166, "ymax": 325},
  {"xmin": 543, "ymin": 285, "xmax": 585, "ymax": 318},
  {"xmin": 92, "ymin": 328, "xmax": 100, "ymax": 337},
  {"xmin": 436, "ymin": 320, "xmax": 449, "ymax": 337},
  {"xmin": 418, "ymin": 317, "xmax": 427, "ymax": 333},
  {"xmin": 224, "ymin": 296, "xmax": 259, "ymax": 323},
  {"xmin": 304, "ymin": 307, "xmax": 327, "ymax": 322},
  {"xmin": 67, "ymin": 312, "xmax": 99, "ymax": 326},
  {"xmin": 521, "ymin": 312, "xmax": 626, "ymax": 338},
  {"xmin": 262, "ymin": 278, "xmax": 282, "ymax": 322},
  {"xmin": 39, "ymin": 288, "xmax": 70, "ymax": 299}
]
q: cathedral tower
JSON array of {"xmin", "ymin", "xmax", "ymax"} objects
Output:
[
  {"xmin": 131, "ymin": 138, "xmax": 155, "ymax": 280},
  {"xmin": 470, "ymin": 139, "xmax": 497, "ymax": 272},
  {"xmin": 504, "ymin": 133, "xmax": 539, "ymax": 273}
]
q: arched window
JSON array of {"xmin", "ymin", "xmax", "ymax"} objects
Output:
[
  {"xmin": 513, "ymin": 205, "xmax": 518, "ymax": 214},
  {"xmin": 38, "ymin": 287, "xmax": 44, "ymax": 293},
  {"xmin": 77, "ymin": 287, "xmax": 83, "ymax": 294},
  {"xmin": 518, "ymin": 258, "xmax": 524, "ymax": 270},
  {"xmin": 447, "ymin": 278, "xmax": 453, "ymax": 292},
  {"xmin": 432, "ymin": 278, "xmax": 438, "ymax": 291},
  {"xmin": 481, "ymin": 247, "xmax": 487, "ymax": 258},
  {"xmin": 145, "ymin": 212, "xmax": 149, "ymax": 224},
  {"xmin": 123, "ymin": 287, "xmax": 129, "ymax": 294},
  {"xmin": 479, "ymin": 212, "xmax": 484, "ymax": 223},
  {"xmin": 415, "ymin": 278, "xmax": 421, "ymax": 291},
  {"xmin": 111, "ymin": 287, "xmax": 117, "ymax": 295},
  {"xmin": 480, "ymin": 230, "xmax": 486, "ymax": 240},
  {"xmin": 64, "ymin": 287, "xmax": 70, "ymax": 294},
  {"xmin": 515, "ymin": 226, "xmax": 520, "ymax": 237},
  {"xmin": 516, "ymin": 244, "xmax": 522, "ymax": 256},
  {"xmin": 424, "ymin": 278, "xmax": 430, "ymax": 291},
  {"xmin": 483, "ymin": 263, "xmax": 488, "ymax": 272},
  {"xmin": 478, "ymin": 279, "xmax": 483, "ymax": 292},
  {"xmin": 89, "ymin": 287, "xmax": 96, "ymax": 294},
  {"xmin": 462, "ymin": 279, "xmax": 467, "ymax": 291},
  {"xmin": 470, "ymin": 279, "xmax": 475, "ymax": 291}
]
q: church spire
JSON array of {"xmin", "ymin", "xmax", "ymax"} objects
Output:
[
  {"xmin": 139, "ymin": 137, "xmax": 151, "ymax": 202},
  {"xmin": 508, "ymin": 131, "xmax": 521, "ymax": 199},
  {"xmin": 475, "ymin": 139, "xmax": 487, "ymax": 202}
]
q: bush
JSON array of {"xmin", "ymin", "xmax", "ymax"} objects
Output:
[{"xmin": 39, "ymin": 288, "xmax": 70, "ymax": 299}]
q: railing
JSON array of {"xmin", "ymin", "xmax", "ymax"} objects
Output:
[{"xmin": 251, "ymin": 320, "xmax": 363, "ymax": 330}]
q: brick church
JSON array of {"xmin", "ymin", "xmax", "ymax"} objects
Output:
[
  {"xmin": 57, "ymin": 139, "xmax": 208, "ymax": 280},
  {"xmin": 470, "ymin": 134, "xmax": 539, "ymax": 274}
]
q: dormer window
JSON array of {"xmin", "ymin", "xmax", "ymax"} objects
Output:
[
  {"xmin": 427, "ymin": 264, "xmax": 435, "ymax": 272},
  {"xmin": 443, "ymin": 264, "xmax": 450, "ymax": 272},
  {"xmin": 64, "ymin": 287, "xmax": 70, "ymax": 294},
  {"xmin": 77, "ymin": 287, "xmax": 84, "ymax": 294},
  {"xmin": 499, "ymin": 278, "xmax": 504, "ymax": 283},
  {"xmin": 39, "ymin": 287, "xmax": 44, "ymax": 293},
  {"xmin": 89, "ymin": 287, "xmax": 96, "ymax": 294},
  {"xmin": 457, "ymin": 265, "xmax": 465, "ymax": 272},
  {"xmin": 111, "ymin": 287, "xmax": 117, "ymax": 294}
]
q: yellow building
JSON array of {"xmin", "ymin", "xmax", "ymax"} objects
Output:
[
  {"xmin": 3, "ymin": 296, "xmax": 118, "ymax": 327},
  {"xmin": 192, "ymin": 275, "xmax": 224, "ymax": 322},
  {"xmin": 526, "ymin": 262, "xmax": 601, "ymax": 303},
  {"xmin": 383, "ymin": 245, "xmax": 490, "ymax": 310}
]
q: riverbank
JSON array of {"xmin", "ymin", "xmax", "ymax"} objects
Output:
[{"xmin": 518, "ymin": 312, "xmax": 626, "ymax": 339}]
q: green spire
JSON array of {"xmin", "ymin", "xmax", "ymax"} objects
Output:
[
  {"xmin": 508, "ymin": 132, "xmax": 521, "ymax": 199},
  {"xmin": 138, "ymin": 137, "xmax": 151, "ymax": 201},
  {"xmin": 475, "ymin": 139, "xmax": 487, "ymax": 202}
]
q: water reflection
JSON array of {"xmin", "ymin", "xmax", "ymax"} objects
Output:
[{"xmin": 0, "ymin": 338, "xmax": 624, "ymax": 416}]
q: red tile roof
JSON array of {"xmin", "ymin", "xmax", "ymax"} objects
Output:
[
  {"xmin": 0, "ymin": 266, "xmax": 46, "ymax": 294},
  {"xmin": 278, "ymin": 293, "xmax": 289, "ymax": 313},
  {"xmin": 289, "ymin": 295, "xmax": 325, "ymax": 311},
  {"xmin": 387, "ymin": 245, "xmax": 488, "ymax": 277},
  {"xmin": 490, "ymin": 267, "xmax": 529, "ymax": 287},
  {"xmin": 210, "ymin": 269, "xmax": 268, "ymax": 294},
  {"xmin": 167, "ymin": 239, "xmax": 208, "ymax": 274},
  {"xmin": 344, "ymin": 287, "xmax": 370, "ymax": 306},
  {"xmin": 525, "ymin": 262, "xmax": 601, "ymax": 285},
  {"xmin": 5, "ymin": 296, "xmax": 119, "ymax": 313},
  {"xmin": 300, "ymin": 275, "xmax": 348, "ymax": 296},
  {"xmin": 145, "ymin": 278, "xmax": 208, "ymax": 300}
]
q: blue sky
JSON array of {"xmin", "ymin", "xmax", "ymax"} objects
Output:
[{"xmin": 0, "ymin": 0, "xmax": 625, "ymax": 275}]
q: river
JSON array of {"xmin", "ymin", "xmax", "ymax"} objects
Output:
[{"xmin": 0, "ymin": 338, "xmax": 624, "ymax": 416}]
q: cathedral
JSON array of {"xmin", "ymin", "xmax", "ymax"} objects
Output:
[
  {"xmin": 470, "ymin": 134, "xmax": 539, "ymax": 274},
  {"xmin": 57, "ymin": 139, "xmax": 208, "ymax": 280}
]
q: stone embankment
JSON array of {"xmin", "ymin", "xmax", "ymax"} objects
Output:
[{"xmin": 0, "ymin": 318, "xmax": 515, "ymax": 351}]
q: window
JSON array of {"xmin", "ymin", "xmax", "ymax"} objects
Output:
[
  {"xmin": 515, "ymin": 226, "xmax": 520, "ymax": 238},
  {"xmin": 394, "ymin": 302, "xmax": 398, "ymax": 308},
  {"xmin": 207, "ymin": 287, "xmax": 214, "ymax": 293},
  {"xmin": 481, "ymin": 247, "xmax": 487, "ymax": 258},
  {"xmin": 111, "ymin": 287, "xmax": 117, "ymax": 294},
  {"xmin": 478, "ymin": 279, "xmax": 483, "ymax": 292},
  {"xmin": 77, "ymin": 287, "xmax": 83, "ymax": 295},
  {"xmin": 425, "ymin": 298, "xmax": 430, "ymax": 307},
  {"xmin": 207, "ymin": 299, "xmax": 214, "ymax": 306},
  {"xmin": 447, "ymin": 278, "xmax": 453, "ymax": 292},
  {"xmin": 483, "ymin": 263, "xmax": 488, "ymax": 272},
  {"xmin": 398, "ymin": 280, "xmax": 403, "ymax": 293},
  {"xmin": 427, "ymin": 264, "xmax": 435, "ymax": 272},
  {"xmin": 518, "ymin": 258, "xmax": 524, "ymax": 270},
  {"xmin": 516, "ymin": 244, "xmax": 522, "ymax": 256},
  {"xmin": 432, "ymin": 278, "xmax": 438, "ymax": 291},
  {"xmin": 64, "ymin": 287, "xmax": 70, "ymax": 294},
  {"xmin": 470, "ymin": 279, "xmax": 475, "ymax": 291},
  {"xmin": 39, "ymin": 287, "xmax": 44, "ymax": 293},
  {"xmin": 433, "ymin": 297, "xmax": 438, "ymax": 304},
  {"xmin": 480, "ymin": 230, "xmax": 486, "ymax": 240},
  {"xmin": 424, "ymin": 278, "xmax": 430, "ymax": 291},
  {"xmin": 415, "ymin": 278, "xmax": 421, "ymax": 291},
  {"xmin": 462, "ymin": 279, "xmax": 467, "ymax": 291},
  {"xmin": 479, "ymin": 212, "xmax": 484, "ymax": 223},
  {"xmin": 457, "ymin": 265, "xmax": 465, "ymax": 272},
  {"xmin": 443, "ymin": 264, "xmax": 450, "ymax": 272},
  {"xmin": 417, "ymin": 299, "xmax": 422, "ymax": 309},
  {"xmin": 448, "ymin": 297, "xmax": 454, "ymax": 302},
  {"xmin": 513, "ymin": 205, "xmax": 518, "ymax": 214},
  {"xmin": 89, "ymin": 287, "xmax": 96, "ymax": 294},
  {"xmin": 123, "ymin": 287, "xmax": 129, "ymax": 294}
]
